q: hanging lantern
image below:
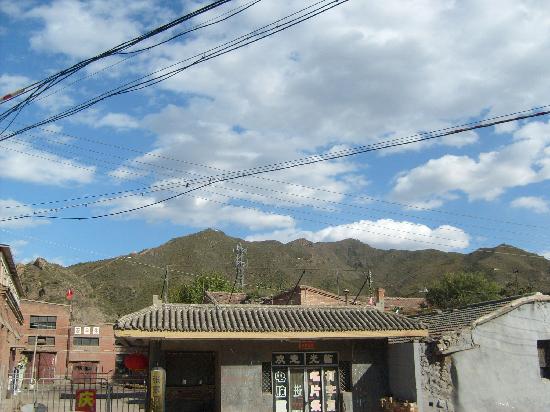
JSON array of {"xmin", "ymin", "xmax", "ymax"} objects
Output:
[{"xmin": 124, "ymin": 353, "xmax": 148, "ymax": 371}]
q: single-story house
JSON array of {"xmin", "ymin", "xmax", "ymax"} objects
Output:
[
  {"xmin": 115, "ymin": 296, "xmax": 428, "ymax": 412},
  {"xmin": 410, "ymin": 293, "xmax": 550, "ymax": 412}
]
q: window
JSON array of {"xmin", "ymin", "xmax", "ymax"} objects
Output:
[
  {"xmin": 262, "ymin": 362, "xmax": 272, "ymax": 393},
  {"xmin": 272, "ymin": 352, "xmax": 340, "ymax": 412},
  {"xmin": 538, "ymin": 340, "xmax": 550, "ymax": 378},
  {"xmin": 28, "ymin": 336, "xmax": 55, "ymax": 345},
  {"xmin": 30, "ymin": 315, "xmax": 57, "ymax": 329},
  {"xmin": 73, "ymin": 337, "xmax": 99, "ymax": 346}
]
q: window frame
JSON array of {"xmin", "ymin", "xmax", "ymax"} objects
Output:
[
  {"xmin": 73, "ymin": 337, "xmax": 100, "ymax": 346},
  {"xmin": 537, "ymin": 340, "xmax": 550, "ymax": 379},
  {"xmin": 29, "ymin": 315, "xmax": 57, "ymax": 329}
]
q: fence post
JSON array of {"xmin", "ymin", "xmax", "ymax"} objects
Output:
[{"xmin": 106, "ymin": 379, "xmax": 112, "ymax": 412}]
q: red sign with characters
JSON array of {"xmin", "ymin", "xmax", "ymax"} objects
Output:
[
  {"xmin": 298, "ymin": 341, "xmax": 316, "ymax": 350},
  {"xmin": 75, "ymin": 389, "xmax": 96, "ymax": 412}
]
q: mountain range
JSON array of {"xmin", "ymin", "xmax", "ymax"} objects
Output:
[{"xmin": 15, "ymin": 229, "xmax": 550, "ymax": 322}]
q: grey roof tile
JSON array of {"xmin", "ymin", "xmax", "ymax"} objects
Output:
[{"xmin": 115, "ymin": 304, "xmax": 423, "ymax": 333}]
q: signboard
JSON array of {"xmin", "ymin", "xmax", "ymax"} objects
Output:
[
  {"xmin": 272, "ymin": 353, "xmax": 339, "ymax": 412},
  {"xmin": 92, "ymin": 327, "xmax": 100, "ymax": 335},
  {"xmin": 75, "ymin": 389, "xmax": 96, "ymax": 412},
  {"xmin": 150, "ymin": 366, "xmax": 166, "ymax": 412},
  {"xmin": 74, "ymin": 326, "xmax": 82, "ymax": 335},
  {"xmin": 298, "ymin": 341, "xmax": 315, "ymax": 350},
  {"xmin": 83, "ymin": 327, "xmax": 91, "ymax": 335}
]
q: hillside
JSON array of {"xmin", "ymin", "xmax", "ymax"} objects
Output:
[{"xmin": 16, "ymin": 229, "xmax": 550, "ymax": 321}]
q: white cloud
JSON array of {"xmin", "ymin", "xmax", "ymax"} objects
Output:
[
  {"xmin": 96, "ymin": 113, "xmax": 139, "ymax": 130},
  {"xmin": 0, "ymin": 199, "xmax": 48, "ymax": 229},
  {"xmin": 0, "ymin": 74, "xmax": 32, "ymax": 95},
  {"xmin": 391, "ymin": 120, "xmax": 550, "ymax": 206},
  {"xmin": 540, "ymin": 251, "xmax": 550, "ymax": 260},
  {"xmin": 0, "ymin": 141, "xmax": 95, "ymax": 185},
  {"xmin": 511, "ymin": 196, "xmax": 550, "ymax": 214},
  {"xmin": 246, "ymin": 218, "xmax": 470, "ymax": 252},
  {"xmin": 99, "ymin": 191, "xmax": 296, "ymax": 231}
]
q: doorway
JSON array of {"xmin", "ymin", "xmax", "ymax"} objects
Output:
[{"xmin": 165, "ymin": 351, "xmax": 216, "ymax": 412}]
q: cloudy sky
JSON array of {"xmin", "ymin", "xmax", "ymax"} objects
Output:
[{"xmin": 1, "ymin": 0, "xmax": 550, "ymax": 266}]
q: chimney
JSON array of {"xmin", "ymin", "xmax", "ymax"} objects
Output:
[
  {"xmin": 375, "ymin": 288, "xmax": 385, "ymax": 311},
  {"xmin": 153, "ymin": 294, "xmax": 162, "ymax": 306},
  {"xmin": 343, "ymin": 289, "xmax": 350, "ymax": 305}
]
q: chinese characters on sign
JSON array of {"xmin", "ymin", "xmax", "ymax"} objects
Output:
[
  {"xmin": 83, "ymin": 327, "xmax": 91, "ymax": 335},
  {"xmin": 75, "ymin": 389, "xmax": 96, "ymax": 412},
  {"xmin": 150, "ymin": 366, "xmax": 166, "ymax": 412},
  {"xmin": 272, "ymin": 353, "xmax": 339, "ymax": 412},
  {"xmin": 92, "ymin": 327, "xmax": 100, "ymax": 335},
  {"xmin": 273, "ymin": 367, "xmax": 289, "ymax": 412},
  {"xmin": 74, "ymin": 326, "xmax": 82, "ymax": 335}
]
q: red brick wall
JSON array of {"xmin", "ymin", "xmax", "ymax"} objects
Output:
[
  {"xmin": 19, "ymin": 299, "xmax": 71, "ymax": 378},
  {"xmin": 0, "ymin": 289, "xmax": 23, "ymax": 390},
  {"xmin": 69, "ymin": 324, "xmax": 118, "ymax": 375}
]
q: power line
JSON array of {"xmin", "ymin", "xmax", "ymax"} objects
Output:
[
  {"xmin": 0, "ymin": 0, "xmax": 349, "ymax": 140},
  {"xmin": 0, "ymin": 0, "xmax": 234, "ymax": 111},
  {"xmin": 5, "ymin": 105, "xmax": 549, "ymax": 221},
  {"xmin": 3, "ymin": 120, "xmax": 550, "ymax": 240},
  {"xmin": 4, "ymin": 0, "xmax": 263, "ymax": 109}
]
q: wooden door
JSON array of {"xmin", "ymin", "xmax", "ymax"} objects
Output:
[{"xmin": 37, "ymin": 352, "xmax": 56, "ymax": 381}]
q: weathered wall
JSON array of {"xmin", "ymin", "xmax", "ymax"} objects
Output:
[
  {"xmin": 157, "ymin": 338, "xmax": 393, "ymax": 412},
  {"xmin": 387, "ymin": 342, "xmax": 422, "ymax": 406},
  {"xmin": 452, "ymin": 301, "xmax": 550, "ymax": 412},
  {"xmin": 418, "ymin": 342, "xmax": 455, "ymax": 412}
]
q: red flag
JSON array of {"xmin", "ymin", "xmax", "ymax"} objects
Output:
[{"xmin": 66, "ymin": 288, "xmax": 74, "ymax": 301}]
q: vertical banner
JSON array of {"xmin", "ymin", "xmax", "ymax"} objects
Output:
[
  {"xmin": 75, "ymin": 389, "xmax": 96, "ymax": 412},
  {"xmin": 323, "ymin": 368, "xmax": 338, "ymax": 412},
  {"xmin": 150, "ymin": 366, "xmax": 166, "ymax": 412},
  {"xmin": 289, "ymin": 369, "xmax": 305, "ymax": 412},
  {"xmin": 307, "ymin": 369, "xmax": 322, "ymax": 412},
  {"xmin": 273, "ymin": 367, "xmax": 289, "ymax": 412}
]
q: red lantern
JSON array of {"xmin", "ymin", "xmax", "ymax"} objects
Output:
[
  {"xmin": 66, "ymin": 288, "xmax": 74, "ymax": 301},
  {"xmin": 124, "ymin": 353, "xmax": 148, "ymax": 371}
]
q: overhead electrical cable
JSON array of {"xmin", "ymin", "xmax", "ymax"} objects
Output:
[
  {"xmin": 7, "ymin": 132, "xmax": 550, "ymax": 246},
  {"xmin": 5, "ymin": 0, "xmax": 263, "ymax": 109},
  {"xmin": 0, "ymin": 0, "xmax": 350, "ymax": 139},
  {"xmin": 0, "ymin": 0, "xmax": 234, "ymax": 108},
  {"xmin": 3, "ymin": 106, "xmax": 550, "ymax": 222}
]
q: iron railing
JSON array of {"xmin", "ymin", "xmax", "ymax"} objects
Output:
[{"xmin": 1, "ymin": 375, "xmax": 146, "ymax": 412}]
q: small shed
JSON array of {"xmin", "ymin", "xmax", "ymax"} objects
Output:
[{"xmin": 115, "ymin": 301, "xmax": 427, "ymax": 412}]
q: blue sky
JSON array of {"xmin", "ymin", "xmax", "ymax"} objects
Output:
[{"xmin": 1, "ymin": 0, "xmax": 550, "ymax": 266}]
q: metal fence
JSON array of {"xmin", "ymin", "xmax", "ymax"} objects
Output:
[{"xmin": 1, "ymin": 376, "xmax": 147, "ymax": 412}]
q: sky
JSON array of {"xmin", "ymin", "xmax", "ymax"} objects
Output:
[{"xmin": 1, "ymin": 0, "xmax": 550, "ymax": 267}]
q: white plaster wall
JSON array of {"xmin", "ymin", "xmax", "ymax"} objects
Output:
[{"xmin": 453, "ymin": 302, "xmax": 550, "ymax": 412}]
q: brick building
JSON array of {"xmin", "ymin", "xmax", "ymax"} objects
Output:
[
  {"xmin": 268, "ymin": 284, "xmax": 365, "ymax": 306},
  {"xmin": 19, "ymin": 299, "xmax": 71, "ymax": 379},
  {"xmin": 19, "ymin": 299, "xmax": 124, "ymax": 379},
  {"xmin": 0, "ymin": 244, "xmax": 24, "ymax": 395}
]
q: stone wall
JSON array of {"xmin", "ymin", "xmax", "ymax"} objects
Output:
[{"xmin": 418, "ymin": 342, "xmax": 454, "ymax": 412}]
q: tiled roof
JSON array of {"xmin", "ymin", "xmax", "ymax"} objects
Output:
[
  {"xmin": 203, "ymin": 291, "xmax": 247, "ymax": 304},
  {"xmin": 410, "ymin": 294, "xmax": 542, "ymax": 337},
  {"xmin": 384, "ymin": 297, "xmax": 426, "ymax": 313},
  {"xmin": 115, "ymin": 303, "xmax": 423, "ymax": 333}
]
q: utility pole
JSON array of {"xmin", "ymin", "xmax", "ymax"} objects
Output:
[
  {"xmin": 162, "ymin": 267, "xmax": 169, "ymax": 303},
  {"xmin": 234, "ymin": 243, "xmax": 247, "ymax": 291}
]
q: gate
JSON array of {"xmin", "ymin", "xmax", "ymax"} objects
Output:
[{"xmin": 1, "ymin": 375, "xmax": 147, "ymax": 412}]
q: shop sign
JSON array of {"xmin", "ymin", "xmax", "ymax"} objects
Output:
[
  {"xmin": 272, "ymin": 352, "xmax": 339, "ymax": 412},
  {"xmin": 298, "ymin": 341, "xmax": 315, "ymax": 350},
  {"xmin": 150, "ymin": 366, "xmax": 166, "ymax": 412},
  {"xmin": 75, "ymin": 389, "xmax": 96, "ymax": 412}
]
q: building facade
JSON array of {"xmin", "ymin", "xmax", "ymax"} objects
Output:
[
  {"xmin": 19, "ymin": 299, "xmax": 123, "ymax": 379},
  {"xmin": 115, "ymin": 298, "xmax": 427, "ymax": 412},
  {"xmin": 411, "ymin": 293, "xmax": 550, "ymax": 412},
  {"xmin": 0, "ymin": 244, "xmax": 24, "ymax": 396}
]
